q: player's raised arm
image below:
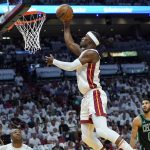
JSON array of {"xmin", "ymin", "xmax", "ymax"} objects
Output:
[
  {"xmin": 130, "ymin": 116, "xmax": 141, "ymax": 149},
  {"xmin": 56, "ymin": 4, "xmax": 81, "ymax": 56},
  {"xmin": 63, "ymin": 21, "xmax": 81, "ymax": 56}
]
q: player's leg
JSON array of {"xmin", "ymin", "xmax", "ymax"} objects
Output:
[
  {"xmin": 80, "ymin": 95, "xmax": 105, "ymax": 150},
  {"xmin": 90, "ymin": 89, "xmax": 133, "ymax": 150},
  {"xmin": 81, "ymin": 123, "xmax": 105, "ymax": 150},
  {"xmin": 92, "ymin": 114, "xmax": 133, "ymax": 150}
]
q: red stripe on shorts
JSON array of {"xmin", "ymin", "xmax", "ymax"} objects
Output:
[
  {"xmin": 80, "ymin": 119, "xmax": 93, "ymax": 124},
  {"xmin": 87, "ymin": 63, "xmax": 97, "ymax": 89},
  {"xmin": 93, "ymin": 90, "xmax": 107, "ymax": 116}
]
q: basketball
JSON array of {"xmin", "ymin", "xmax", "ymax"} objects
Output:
[{"xmin": 56, "ymin": 4, "xmax": 73, "ymax": 22}]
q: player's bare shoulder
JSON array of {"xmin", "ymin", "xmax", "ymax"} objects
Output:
[
  {"xmin": 78, "ymin": 49, "xmax": 100, "ymax": 64},
  {"xmin": 132, "ymin": 116, "xmax": 142, "ymax": 127},
  {"xmin": 84, "ymin": 49, "xmax": 100, "ymax": 62}
]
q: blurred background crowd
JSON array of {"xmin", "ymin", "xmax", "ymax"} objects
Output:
[
  {"xmin": 0, "ymin": 34, "xmax": 150, "ymax": 149},
  {"xmin": 0, "ymin": 73, "xmax": 150, "ymax": 149},
  {"xmin": 0, "ymin": 0, "xmax": 150, "ymax": 150}
]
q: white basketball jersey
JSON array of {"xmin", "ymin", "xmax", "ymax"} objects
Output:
[
  {"xmin": 76, "ymin": 49, "xmax": 101, "ymax": 95},
  {"xmin": 0, "ymin": 143, "xmax": 33, "ymax": 150}
]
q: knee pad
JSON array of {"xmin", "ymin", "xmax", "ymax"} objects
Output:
[
  {"xmin": 95, "ymin": 127, "xmax": 119, "ymax": 143},
  {"xmin": 95, "ymin": 127, "xmax": 108, "ymax": 140}
]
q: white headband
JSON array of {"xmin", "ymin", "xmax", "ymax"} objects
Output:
[{"xmin": 86, "ymin": 31, "xmax": 100, "ymax": 46}]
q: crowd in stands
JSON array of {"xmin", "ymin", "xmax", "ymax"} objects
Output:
[
  {"xmin": 0, "ymin": 72, "xmax": 150, "ymax": 149},
  {"xmin": 0, "ymin": 33, "xmax": 149, "ymax": 149},
  {"xmin": 0, "ymin": 34, "xmax": 150, "ymax": 70}
]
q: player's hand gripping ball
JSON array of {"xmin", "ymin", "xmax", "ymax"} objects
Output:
[{"xmin": 56, "ymin": 4, "xmax": 73, "ymax": 22}]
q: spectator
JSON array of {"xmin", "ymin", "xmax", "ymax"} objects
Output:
[
  {"xmin": 15, "ymin": 73, "xmax": 24, "ymax": 87},
  {"xmin": 59, "ymin": 118, "xmax": 70, "ymax": 141},
  {"xmin": 28, "ymin": 133, "xmax": 41, "ymax": 148},
  {"xmin": 52, "ymin": 141, "xmax": 64, "ymax": 150},
  {"xmin": 0, "ymin": 129, "xmax": 33, "ymax": 150}
]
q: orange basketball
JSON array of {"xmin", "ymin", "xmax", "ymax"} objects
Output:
[{"xmin": 56, "ymin": 4, "xmax": 73, "ymax": 22}]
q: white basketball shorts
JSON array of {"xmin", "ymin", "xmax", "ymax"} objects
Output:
[{"xmin": 80, "ymin": 88, "xmax": 107, "ymax": 124}]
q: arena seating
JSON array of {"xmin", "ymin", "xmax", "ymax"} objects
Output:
[{"xmin": 0, "ymin": 34, "xmax": 150, "ymax": 149}]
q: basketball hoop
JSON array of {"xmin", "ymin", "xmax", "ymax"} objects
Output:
[{"xmin": 15, "ymin": 11, "xmax": 46, "ymax": 54}]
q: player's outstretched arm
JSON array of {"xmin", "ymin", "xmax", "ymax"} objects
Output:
[
  {"xmin": 45, "ymin": 50, "xmax": 99, "ymax": 71},
  {"xmin": 45, "ymin": 54, "xmax": 82, "ymax": 71},
  {"xmin": 63, "ymin": 21, "xmax": 81, "ymax": 56},
  {"xmin": 130, "ymin": 116, "xmax": 141, "ymax": 149}
]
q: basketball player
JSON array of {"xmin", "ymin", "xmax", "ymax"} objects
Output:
[
  {"xmin": 130, "ymin": 98, "xmax": 150, "ymax": 150},
  {"xmin": 45, "ymin": 21, "xmax": 133, "ymax": 150},
  {"xmin": 0, "ymin": 129, "xmax": 33, "ymax": 150}
]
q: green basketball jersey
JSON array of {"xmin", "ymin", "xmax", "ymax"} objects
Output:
[{"xmin": 138, "ymin": 114, "xmax": 150, "ymax": 150}]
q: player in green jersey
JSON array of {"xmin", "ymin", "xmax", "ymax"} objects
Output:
[{"xmin": 130, "ymin": 98, "xmax": 150, "ymax": 150}]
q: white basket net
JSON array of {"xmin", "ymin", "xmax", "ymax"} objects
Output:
[{"xmin": 15, "ymin": 11, "xmax": 46, "ymax": 54}]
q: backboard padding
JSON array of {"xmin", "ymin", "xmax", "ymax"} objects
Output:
[{"xmin": 0, "ymin": 3, "xmax": 31, "ymax": 33}]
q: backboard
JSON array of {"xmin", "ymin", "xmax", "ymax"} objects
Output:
[{"xmin": 0, "ymin": 0, "xmax": 32, "ymax": 33}]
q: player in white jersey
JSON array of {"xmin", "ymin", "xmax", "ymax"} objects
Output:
[
  {"xmin": 0, "ymin": 129, "xmax": 33, "ymax": 150},
  {"xmin": 45, "ymin": 21, "xmax": 133, "ymax": 150}
]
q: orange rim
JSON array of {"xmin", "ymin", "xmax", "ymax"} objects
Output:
[
  {"xmin": 8, "ymin": 24, "xmax": 15, "ymax": 31},
  {"xmin": 15, "ymin": 11, "xmax": 46, "ymax": 26}
]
